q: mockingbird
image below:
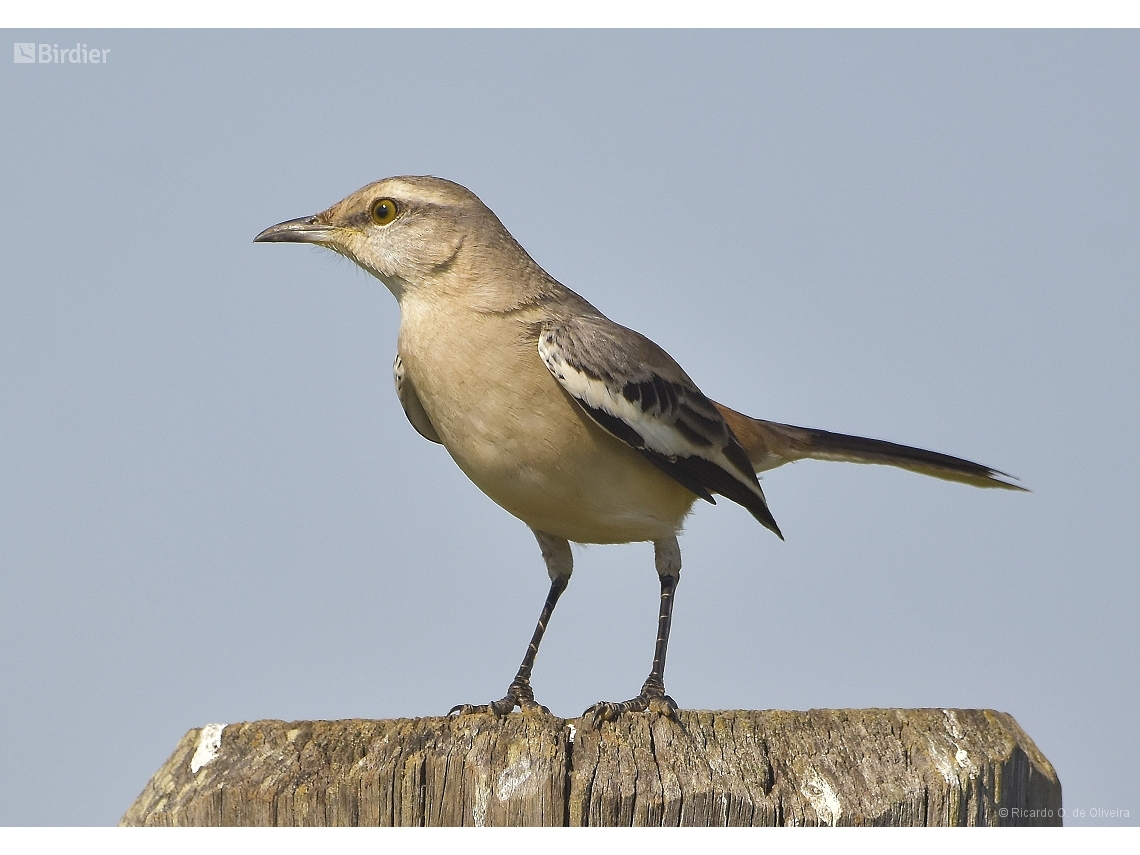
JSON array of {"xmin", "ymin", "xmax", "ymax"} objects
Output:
[{"xmin": 255, "ymin": 176, "xmax": 1023, "ymax": 724}]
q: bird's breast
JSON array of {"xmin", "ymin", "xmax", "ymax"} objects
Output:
[{"xmin": 395, "ymin": 300, "xmax": 696, "ymax": 543}]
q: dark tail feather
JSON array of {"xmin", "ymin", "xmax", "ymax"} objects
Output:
[
  {"xmin": 714, "ymin": 403, "xmax": 1027, "ymax": 491},
  {"xmin": 785, "ymin": 424, "xmax": 1027, "ymax": 490}
]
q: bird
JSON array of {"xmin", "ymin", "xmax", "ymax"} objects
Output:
[{"xmin": 254, "ymin": 175, "xmax": 1024, "ymax": 725}]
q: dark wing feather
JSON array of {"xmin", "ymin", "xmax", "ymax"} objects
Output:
[{"xmin": 539, "ymin": 315, "xmax": 782, "ymax": 538}]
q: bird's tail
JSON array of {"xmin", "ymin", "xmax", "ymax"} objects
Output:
[{"xmin": 714, "ymin": 402, "xmax": 1026, "ymax": 491}]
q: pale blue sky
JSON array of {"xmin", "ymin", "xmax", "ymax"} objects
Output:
[{"xmin": 2, "ymin": 30, "xmax": 1137, "ymax": 825}]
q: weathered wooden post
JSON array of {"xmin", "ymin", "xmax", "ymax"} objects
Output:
[{"xmin": 121, "ymin": 709, "xmax": 1060, "ymax": 827}]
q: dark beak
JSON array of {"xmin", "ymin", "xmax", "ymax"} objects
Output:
[{"xmin": 254, "ymin": 216, "xmax": 339, "ymax": 244}]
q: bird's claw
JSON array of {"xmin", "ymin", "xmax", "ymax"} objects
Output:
[
  {"xmin": 584, "ymin": 676, "xmax": 677, "ymax": 727},
  {"xmin": 448, "ymin": 678, "xmax": 550, "ymax": 717}
]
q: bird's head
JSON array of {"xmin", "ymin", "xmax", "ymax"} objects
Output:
[{"xmin": 254, "ymin": 176, "xmax": 507, "ymax": 300}]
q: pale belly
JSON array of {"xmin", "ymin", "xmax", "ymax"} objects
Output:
[{"xmin": 396, "ymin": 306, "xmax": 697, "ymax": 544}]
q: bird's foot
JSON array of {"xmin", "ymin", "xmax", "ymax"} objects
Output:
[
  {"xmin": 584, "ymin": 675, "xmax": 677, "ymax": 727},
  {"xmin": 448, "ymin": 677, "xmax": 550, "ymax": 717}
]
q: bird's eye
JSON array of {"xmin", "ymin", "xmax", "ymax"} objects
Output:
[{"xmin": 370, "ymin": 198, "xmax": 399, "ymax": 225}]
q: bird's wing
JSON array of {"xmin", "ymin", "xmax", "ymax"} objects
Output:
[
  {"xmin": 393, "ymin": 353, "xmax": 443, "ymax": 444},
  {"xmin": 538, "ymin": 314, "xmax": 782, "ymax": 538}
]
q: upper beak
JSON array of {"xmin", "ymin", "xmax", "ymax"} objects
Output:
[{"xmin": 254, "ymin": 216, "xmax": 339, "ymax": 244}]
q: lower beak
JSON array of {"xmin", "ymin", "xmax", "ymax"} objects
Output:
[{"xmin": 254, "ymin": 216, "xmax": 339, "ymax": 244}]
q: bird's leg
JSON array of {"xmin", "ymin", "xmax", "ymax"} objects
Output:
[
  {"xmin": 585, "ymin": 536, "xmax": 681, "ymax": 726},
  {"xmin": 449, "ymin": 531, "xmax": 571, "ymax": 716}
]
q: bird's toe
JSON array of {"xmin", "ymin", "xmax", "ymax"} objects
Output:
[
  {"xmin": 583, "ymin": 677, "xmax": 678, "ymax": 727},
  {"xmin": 448, "ymin": 678, "xmax": 550, "ymax": 718}
]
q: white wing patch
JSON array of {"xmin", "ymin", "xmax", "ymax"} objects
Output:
[{"xmin": 539, "ymin": 336, "xmax": 705, "ymax": 460}]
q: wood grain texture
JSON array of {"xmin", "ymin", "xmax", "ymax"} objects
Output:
[{"xmin": 121, "ymin": 709, "xmax": 1061, "ymax": 826}]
